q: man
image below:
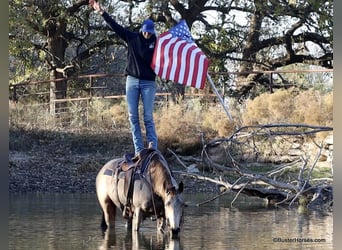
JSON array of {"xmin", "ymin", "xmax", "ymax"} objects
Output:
[{"xmin": 89, "ymin": 0, "xmax": 158, "ymax": 155}]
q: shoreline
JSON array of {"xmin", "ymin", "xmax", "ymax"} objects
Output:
[{"xmin": 9, "ymin": 150, "xmax": 217, "ymax": 194}]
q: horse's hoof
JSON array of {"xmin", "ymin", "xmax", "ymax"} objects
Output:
[
  {"xmin": 171, "ymin": 228, "xmax": 180, "ymax": 239},
  {"xmin": 125, "ymin": 221, "xmax": 132, "ymax": 229}
]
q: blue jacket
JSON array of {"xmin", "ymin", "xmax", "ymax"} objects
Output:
[{"xmin": 102, "ymin": 12, "xmax": 156, "ymax": 81}]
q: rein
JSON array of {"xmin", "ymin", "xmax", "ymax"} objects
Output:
[
  {"xmin": 145, "ymin": 151, "xmax": 173, "ymax": 233},
  {"xmin": 144, "ymin": 150, "xmax": 170, "ymax": 232},
  {"xmin": 145, "ymin": 150, "xmax": 162, "ymax": 225},
  {"xmin": 149, "ymin": 169, "xmax": 160, "ymax": 229}
]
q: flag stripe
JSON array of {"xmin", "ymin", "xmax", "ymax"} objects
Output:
[
  {"xmin": 152, "ymin": 32, "xmax": 172, "ymax": 76},
  {"xmin": 188, "ymin": 47, "xmax": 201, "ymax": 87},
  {"xmin": 200, "ymin": 55, "xmax": 209, "ymax": 88},
  {"xmin": 173, "ymin": 41, "xmax": 188, "ymax": 83},
  {"xmin": 170, "ymin": 40, "xmax": 186, "ymax": 80},
  {"xmin": 197, "ymin": 55, "xmax": 205, "ymax": 88},
  {"xmin": 178, "ymin": 43, "xmax": 193, "ymax": 85},
  {"xmin": 161, "ymin": 37, "xmax": 178, "ymax": 79}
]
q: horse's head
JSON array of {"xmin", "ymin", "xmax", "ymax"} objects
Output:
[
  {"xmin": 146, "ymin": 152, "xmax": 185, "ymax": 237},
  {"xmin": 164, "ymin": 181, "xmax": 184, "ymax": 238}
]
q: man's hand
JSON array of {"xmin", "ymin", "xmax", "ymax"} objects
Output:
[{"xmin": 89, "ymin": 0, "xmax": 102, "ymax": 13}]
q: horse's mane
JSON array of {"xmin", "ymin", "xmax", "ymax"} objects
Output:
[{"xmin": 145, "ymin": 150, "xmax": 176, "ymax": 198}]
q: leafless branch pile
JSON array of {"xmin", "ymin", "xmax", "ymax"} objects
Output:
[{"xmin": 170, "ymin": 124, "xmax": 333, "ymax": 211}]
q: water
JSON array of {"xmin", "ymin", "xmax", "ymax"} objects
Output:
[{"xmin": 9, "ymin": 193, "xmax": 333, "ymax": 250}]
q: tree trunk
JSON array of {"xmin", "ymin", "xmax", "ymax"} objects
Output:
[
  {"xmin": 46, "ymin": 18, "xmax": 68, "ymax": 117},
  {"xmin": 236, "ymin": 8, "xmax": 264, "ymax": 98}
]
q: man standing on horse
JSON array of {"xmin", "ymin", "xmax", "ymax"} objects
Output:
[{"xmin": 89, "ymin": 0, "xmax": 158, "ymax": 156}]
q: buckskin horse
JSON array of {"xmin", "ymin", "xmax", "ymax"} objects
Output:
[{"xmin": 95, "ymin": 148, "xmax": 184, "ymax": 237}]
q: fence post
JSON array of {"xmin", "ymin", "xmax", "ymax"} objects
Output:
[
  {"xmin": 269, "ymin": 72, "xmax": 273, "ymax": 93},
  {"xmin": 50, "ymin": 80, "xmax": 56, "ymax": 116}
]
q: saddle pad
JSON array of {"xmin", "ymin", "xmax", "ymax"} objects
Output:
[{"xmin": 103, "ymin": 168, "xmax": 113, "ymax": 176}]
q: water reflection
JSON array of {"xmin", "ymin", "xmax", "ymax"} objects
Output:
[
  {"xmin": 98, "ymin": 229, "xmax": 181, "ymax": 250},
  {"xmin": 9, "ymin": 193, "xmax": 333, "ymax": 250}
]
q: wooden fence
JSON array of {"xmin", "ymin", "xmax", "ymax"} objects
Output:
[{"xmin": 9, "ymin": 69, "xmax": 333, "ymax": 129}]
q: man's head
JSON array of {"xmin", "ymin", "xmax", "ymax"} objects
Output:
[{"xmin": 141, "ymin": 19, "xmax": 155, "ymax": 39}]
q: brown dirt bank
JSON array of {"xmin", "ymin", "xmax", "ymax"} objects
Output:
[{"xmin": 9, "ymin": 128, "xmax": 217, "ymax": 194}]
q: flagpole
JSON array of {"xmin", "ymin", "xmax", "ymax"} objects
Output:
[{"xmin": 207, "ymin": 73, "xmax": 233, "ymax": 121}]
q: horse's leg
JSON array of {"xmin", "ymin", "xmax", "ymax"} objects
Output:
[
  {"xmin": 101, "ymin": 211, "xmax": 107, "ymax": 231},
  {"xmin": 132, "ymin": 230, "xmax": 140, "ymax": 249},
  {"xmin": 103, "ymin": 197, "xmax": 116, "ymax": 229},
  {"xmin": 125, "ymin": 218, "xmax": 132, "ymax": 229},
  {"xmin": 132, "ymin": 207, "xmax": 142, "ymax": 231},
  {"xmin": 157, "ymin": 217, "xmax": 166, "ymax": 233},
  {"xmin": 102, "ymin": 227, "xmax": 116, "ymax": 249}
]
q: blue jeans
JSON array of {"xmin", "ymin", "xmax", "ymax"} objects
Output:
[{"xmin": 126, "ymin": 75, "xmax": 158, "ymax": 154}]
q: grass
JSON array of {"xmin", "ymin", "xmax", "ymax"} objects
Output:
[{"xmin": 9, "ymin": 88, "xmax": 333, "ymax": 157}]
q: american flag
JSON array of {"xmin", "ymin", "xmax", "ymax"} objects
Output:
[{"xmin": 151, "ymin": 20, "xmax": 209, "ymax": 89}]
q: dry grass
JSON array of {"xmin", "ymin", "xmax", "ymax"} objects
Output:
[
  {"xmin": 241, "ymin": 88, "xmax": 333, "ymax": 127},
  {"xmin": 9, "ymin": 88, "xmax": 333, "ymax": 154}
]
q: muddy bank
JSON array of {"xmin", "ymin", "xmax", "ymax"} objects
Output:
[{"xmin": 9, "ymin": 128, "xmax": 216, "ymax": 194}]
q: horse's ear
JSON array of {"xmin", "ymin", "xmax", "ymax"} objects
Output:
[{"xmin": 178, "ymin": 181, "xmax": 184, "ymax": 194}]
